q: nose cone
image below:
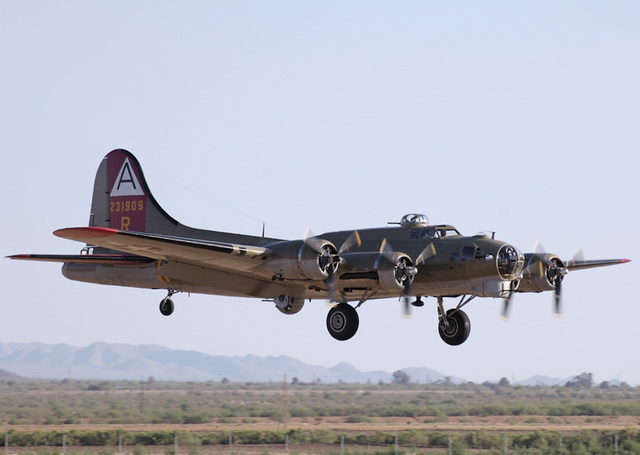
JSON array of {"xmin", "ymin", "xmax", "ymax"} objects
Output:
[{"xmin": 496, "ymin": 244, "xmax": 524, "ymax": 280}]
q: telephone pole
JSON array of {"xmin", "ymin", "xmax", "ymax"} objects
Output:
[{"xmin": 283, "ymin": 374, "xmax": 289, "ymax": 431}]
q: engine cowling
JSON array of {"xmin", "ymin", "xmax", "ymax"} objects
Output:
[
  {"xmin": 260, "ymin": 239, "xmax": 339, "ymax": 281},
  {"xmin": 377, "ymin": 254, "xmax": 415, "ymax": 292},
  {"xmin": 339, "ymin": 251, "xmax": 415, "ymax": 293},
  {"xmin": 517, "ymin": 253, "xmax": 566, "ymax": 292}
]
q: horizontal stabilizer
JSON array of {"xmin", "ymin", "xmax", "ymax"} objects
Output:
[{"xmin": 8, "ymin": 254, "xmax": 155, "ymax": 266}]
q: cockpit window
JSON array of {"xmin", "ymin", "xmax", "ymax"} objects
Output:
[
  {"xmin": 411, "ymin": 228, "xmax": 436, "ymax": 239},
  {"xmin": 438, "ymin": 228, "xmax": 460, "ymax": 237},
  {"xmin": 410, "ymin": 226, "xmax": 460, "ymax": 240},
  {"xmin": 462, "ymin": 246, "xmax": 476, "ymax": 261}
]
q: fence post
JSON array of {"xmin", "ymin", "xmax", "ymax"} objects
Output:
[
  {"xmin": 558, "ymin": 432, "xmax": 563, "ymax": 455},
  {"xmin": 503, "ymin": 433, "xmax": 507, "ymax": 455},
  {"xmin": 63, "ymin": 432, "xmax": 67, "ymax": 455}
]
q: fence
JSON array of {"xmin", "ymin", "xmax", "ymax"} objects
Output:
[{"xmin": 2, "ymin": 429, "xmax": 634, "ymax": 455}]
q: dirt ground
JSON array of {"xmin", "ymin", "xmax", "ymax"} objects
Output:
[{"xmin": 6, "ymin": 414, "xmax": 640, "ymax": 434}]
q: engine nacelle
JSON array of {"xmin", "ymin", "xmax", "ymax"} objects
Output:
[
  {"xmin": 517, "ymin": 253, "xmax": 565, "ymax": 292},
  {"xmin": 339, "ymin": 251, "xmax": 414, "ymax": 293},
  {"xmin": 377, "ymin": 255, "xmax": 414, "ymax": 292},
  {"xmin": 274, "ymin": 295, "xmax": 305, "ymax": 315},
  {"xmin": 260, "ymin": 239, "xmax": 339, "ymax": 281}
]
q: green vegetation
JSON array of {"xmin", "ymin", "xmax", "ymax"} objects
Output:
[
  {"xmin": 3, "ymin": 376, "xmax": 639, "ymax": 425},
  {"xmin": 4, "ymin": 428, "xmax": 640, "ymax": 454},
  {"xmin": 1, "ymin": 375, "xmax": 640, "ymax": 453}
]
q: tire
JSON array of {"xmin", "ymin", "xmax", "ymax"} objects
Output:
[
  {"xmin": 326, "ymin": 303, "xmax": 359, "ymax": 341},
  {"xmin": 159, "ymin": 298, "xmax": 175, "ymax": 316},
  {"xmin": 438, "ymin": 309, "xmax": 470, "ymax": 346}
]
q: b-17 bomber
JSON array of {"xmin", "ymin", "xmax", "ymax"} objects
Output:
[{"xmin": 10, "ymin": 150, "xmax": 630, "ymax": 345}]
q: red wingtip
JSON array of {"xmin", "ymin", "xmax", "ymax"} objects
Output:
[
  {"xmin": 54, "ymin": 227, "xmax": 120, "ymax": 240},
  {"xmin": 7, "ymin": 254, "xmax": 33, "ymax": 260}
]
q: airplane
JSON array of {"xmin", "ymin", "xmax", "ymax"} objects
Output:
[{"xmin": 9, "ymin": 149, "xmax": 630, "ymax": 345}]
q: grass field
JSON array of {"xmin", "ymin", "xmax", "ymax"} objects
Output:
[{"xmin": 2, "ymin": 378, "xmax": 640, "ymax": 454}]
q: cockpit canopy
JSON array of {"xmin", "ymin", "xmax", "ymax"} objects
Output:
[{"xmin": 400, "ymin": 213, "xmax": 429, "ymax": 228}]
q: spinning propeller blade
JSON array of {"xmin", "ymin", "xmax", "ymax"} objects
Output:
[
  {"xmin": 339, "ymin": 230, "xmax": 362, "ymax": 254},
  {"xmin": 379, "ymin": 239, "xmax": 435, "ymax": 318}
]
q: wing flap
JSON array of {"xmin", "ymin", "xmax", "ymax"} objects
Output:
[{"xmin": 53, "ymin": 227, "xmax": 270, "ymax": 271}]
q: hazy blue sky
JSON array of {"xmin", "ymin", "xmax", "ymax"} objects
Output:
[{"xmin": 2, "ymin": 1, "xmax": 638, "ymax": 384}]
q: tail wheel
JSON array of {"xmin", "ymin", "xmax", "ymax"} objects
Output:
[
  {"xmin": 438, "ymin": 309, "xmax": 470, "ymax": 346},
  {"xmin": 159, "ymin": 297, "xmax": 175, "ymax": 316},
  {"xmin": 326, "ymin": 303, "xmax": 359, "ymax": 341}
]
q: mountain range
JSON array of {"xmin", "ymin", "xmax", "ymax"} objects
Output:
[
  {"xmin": 0, "ymin": 342, "xmax": 586, "ymax": 385},
  {"xmin": 0, "ymin": 342, "xmax": 465, "ymax": 383}
]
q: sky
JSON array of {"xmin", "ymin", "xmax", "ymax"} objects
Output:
[{"xmin": 1, "ymin": 1, "xmax": 638, "ymax": 385}]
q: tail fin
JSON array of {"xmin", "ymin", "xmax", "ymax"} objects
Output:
[{"xmin": 90, "ymin": 149, "xmax": 178, "ymax": 233}]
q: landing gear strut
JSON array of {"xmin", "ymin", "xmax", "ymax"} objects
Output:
[{"xmin": 159, "ymin": 290, "xmax": 176, "ymax": 316}]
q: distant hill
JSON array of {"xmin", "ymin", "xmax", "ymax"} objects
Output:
[
  {"xmin": 0, "ymin": 342, "xmax": 618, "ymax": 386},
  {"xmin": 0, "ymin": 368, "xmax": 23, "ymax": 380},
  {"xmin": 0, "ymin": 342, "xmax": 465, "ymax": 383}
]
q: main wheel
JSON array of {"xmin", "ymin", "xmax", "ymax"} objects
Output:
[
  {"xmin": 438, "ymin": 309, "xmax": 470, "ymax": 346},
  {"xmin": 326, "ymin": 303, "xmax": 359, "ymax": 341},
  {"xmin": 159, "ymin": 298, "xmax": 175, "ymax": 316}
]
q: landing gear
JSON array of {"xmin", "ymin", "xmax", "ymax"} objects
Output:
[
  {"xmin": 326, "ymin": 303, "xmax": 359, "ymax": 341},
  {"xmin": 438, "ymin": 308, "xmax": 470, "ymax": 346},
  {"xmin": 159, "ymin": 291, "xmax": 176, "ymax": 316},
  {"xmin": 436, "ymin": 296, "xmax": 472, "ymax": 346}
]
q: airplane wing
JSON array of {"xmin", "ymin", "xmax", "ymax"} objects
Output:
[
  {"xmin": 567, "ymin": 258, "xmax": 630, "ymax": 271},
  {"xmin": 52, "ymin": 227, "xmax": 271, "ymax": 271}
]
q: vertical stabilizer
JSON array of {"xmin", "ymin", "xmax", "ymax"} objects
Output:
[{"xmin": 89, "ymin": 149, "xmax": 178, "ymax": 233}]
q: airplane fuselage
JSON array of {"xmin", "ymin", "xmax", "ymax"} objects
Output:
[{"xmin": 62, "ymin": 224, "xmax": 522, "ymax": 302}]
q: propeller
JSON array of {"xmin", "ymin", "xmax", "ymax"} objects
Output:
[
  {"xmin": 303, "ymin": 229, "xmax": 340, "ymax": 298},
  {"xmin": 501, "ymin": 281, "xmax": 519, "ymax": 321},
  {"xmin": 327, "ymin": 231, "xmax": 363, "ymax": 299},
  {"xmin": 502, "ymin": 242, "xmax": 540, "ymax": 320},
  {"xmin": 339, "ymin": 230, "xmax": 362, "ymax": 255},
  {"xmin": 305, "ymin": 229, "xmax": 363, "ymax": 300},
  {"xmin": 379, "ymin": 239, "xmax": 436, "ymax": 317},
  {"xmin": 546, "ymin": 257, "xmax": 568, "ymax": 316},
  {"xmin": 502, "ymin": 243, "xmax": 573, "ymax": 320}
]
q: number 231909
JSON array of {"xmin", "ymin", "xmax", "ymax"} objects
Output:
[{"xmin": 110, "ymin": 200, "xmax": 144, "ymax": 213}]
